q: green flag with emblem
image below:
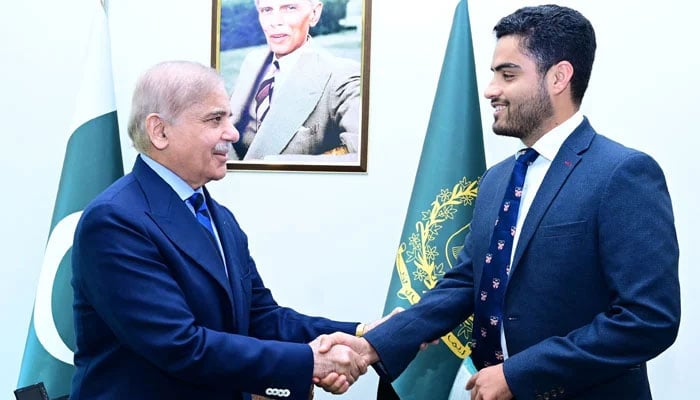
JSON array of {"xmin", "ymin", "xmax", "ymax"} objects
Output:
[
  {"xmin": 16, "ymin": 2, "xmax": 123, "ymax": 398},
  {"xmin": 378, "ymin": 1, "xmax": 485, "ymax": 399}
]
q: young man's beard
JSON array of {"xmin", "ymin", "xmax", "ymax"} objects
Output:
[{"xmin": 493, "ymin": 82, "xmax": 554, "ymax": 141}]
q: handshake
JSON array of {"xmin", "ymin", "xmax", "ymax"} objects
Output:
[
  {"xmin": 308, "ymin": 308, "xmax": 400, "ymax": 395},
  {"xmin": 308, "ymin": 330, "xmax": 377, "ymax": 395},
  {"xmin": 307, "ymin": 307, "xmax": 436, "ymax": 395}
]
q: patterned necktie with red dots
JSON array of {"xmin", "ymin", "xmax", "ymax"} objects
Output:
[{"xmin": 470, "ymin": 148, "xmax": 538, "ymax": 369}]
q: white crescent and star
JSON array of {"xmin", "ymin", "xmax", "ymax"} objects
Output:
[{"xmin": 33, "ymin": 211, "xmax": 82, "ymax": 366}]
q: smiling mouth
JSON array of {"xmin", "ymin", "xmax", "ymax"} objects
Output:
[{"xmin": 493, "ymin": 104, "xmax": 507, "ymax": 117}]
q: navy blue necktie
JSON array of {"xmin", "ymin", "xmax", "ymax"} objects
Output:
[
  {"xmin": 471, "ymin": 148, "xmax": 539, "ymax": 369},
  {"xmin": 186, "ymin": 192, "xmax": 215, "ymax": 238}
]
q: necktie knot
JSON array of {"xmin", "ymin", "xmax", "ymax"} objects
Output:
[
  {"xmin": 187, "ymin": 192, "xmax": 205, "ymax": 212},
  {"xmin": 516, "ymin": 148, "xmax": 539, "ymax": 166},
  {"xmin": 187, "ymin": 192, "xmax": 215, "ymax": 238}
]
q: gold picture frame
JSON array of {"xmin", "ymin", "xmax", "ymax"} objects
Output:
[{"xmin": 212, "ymin": 0, "xmax": 371, "ymax": 172}]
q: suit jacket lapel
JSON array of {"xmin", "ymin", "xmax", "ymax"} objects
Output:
[
  {"xmin": 510, "ymin": 119, "xmax": 595, "ymax": 275},
  {"xmin": 133, "ymin": 158, "xmax": 234, "ymax": 305},
  {"xmin": 204, "ymin": 188, "xmax": 248, "ymax": 333},
  {"xmin": 245, "ymin": 50, "xmax": 331, "ymax": 159}
]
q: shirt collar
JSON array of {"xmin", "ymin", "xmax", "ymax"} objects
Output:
[
  {"xmin": 523, "ymin": 111, "xmax": 584, "ymax": 162},
  {"xmin": 274, "ymin": 36, "xmax": 312, "ymax": 73},
  {"xmin": 140, "ymin": 154, "xmax": 201, "ymax": 201}
]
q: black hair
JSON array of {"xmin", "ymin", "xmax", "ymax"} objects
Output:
[{"xmin": 494, "ymin": 4, "xmax": 596, "ymax": 106}]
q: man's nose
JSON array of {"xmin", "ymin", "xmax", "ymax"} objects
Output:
[
  {"xmin": 483, "ymin": 80, "xmax": 501, "ymax": 99},
  {"xmin": 224, "ymin": 123, "xmax": 240, "ymax": 143},
  {"xmin": 267, "ymin": 11, "xmax": 284, "ymax": 26}
]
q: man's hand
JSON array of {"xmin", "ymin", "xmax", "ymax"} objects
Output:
[
  {"xmin": 313, "ymin": 371, "xmax": 353, "ymax": 395},
  {"xmin": 466, "ymin": 363, "xmax": 513, "ymax": 400},
  {"xmin": 317, "ymin": 332, "xmax": 379, "ymax": 365},
  {"xmin": 309, "ymin": 335, "xmax": 368, "ymax": 394}
]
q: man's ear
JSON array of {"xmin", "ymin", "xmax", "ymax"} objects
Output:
[
  {"xmin": 309, "ymin": 2, "xmax": 323, "ymax": 27},
  {"xmin": 146, "ymin": 113, "xmax": 168, "ymax": 150},
  {"xmin": 550, "ymin": 60, "xmax": 574, "ymax": 96}
]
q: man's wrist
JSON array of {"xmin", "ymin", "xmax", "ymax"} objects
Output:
[
  {"xmin": 355, "ymin": 323, "xmax": 367, "ymax": 337},
  {"xmin": 360, "ymin": 338, "xmax": 380, "ymax": 365}
]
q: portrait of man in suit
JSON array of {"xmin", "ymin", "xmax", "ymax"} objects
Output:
[{"xmin": 218, "ymin": 0, "xmax": 366, "ymax": 168}]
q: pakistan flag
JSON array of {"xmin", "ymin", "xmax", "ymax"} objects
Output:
[{"xmin": 16, "ymin": 2, "xmax": 123, "ymax": 398}]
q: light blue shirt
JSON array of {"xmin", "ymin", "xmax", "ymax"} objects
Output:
[{"xmin": 140, "ymin": 154, "xmax": 228, "ymax": 274}]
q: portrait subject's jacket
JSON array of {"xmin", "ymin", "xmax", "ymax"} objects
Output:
[{"xmin": 230, "ymin": 46, "xmax": 361, "ymax": 162}]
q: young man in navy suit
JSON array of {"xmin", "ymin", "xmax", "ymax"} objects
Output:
[
  {"xmin": 322, "ymin": 5, "xmax": 680, "ymax": 400},
  {"xmin": 70, "ymin": 61, "xmax": 368, "ymax": 400}
]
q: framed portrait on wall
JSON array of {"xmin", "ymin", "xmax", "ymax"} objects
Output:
[{"xmin": 211, "ymin": 0, "xmax": 371, "ymax": 172}]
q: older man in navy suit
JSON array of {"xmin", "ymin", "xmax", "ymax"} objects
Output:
[
  {"xmin": 229, "ymin": 0, "xmax": 361, "ymax": 163},
  {"xmin": 70, "ymin": 61, "xmax": 368, "ymax": 400},
  {"xmin": 322, "ymin": 5, "xmax": 680, "ymax": 400}
]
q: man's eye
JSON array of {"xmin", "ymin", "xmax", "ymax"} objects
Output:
[{"xmin": 259, "ymin": 7, "xmax": 272, "ymax": 14}]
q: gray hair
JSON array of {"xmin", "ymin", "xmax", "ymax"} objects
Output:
[{"xmin": 127, "ymin": 60, "xmax": 227, "ymax": 154}]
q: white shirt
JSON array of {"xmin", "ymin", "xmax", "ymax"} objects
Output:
[
  {"xmin": 271, "ymin": 37, "xmax": 313, "ymax": 92},
  {"xmin": 501, "ymin": 111, "xmax": 584, "ymax": 358}
]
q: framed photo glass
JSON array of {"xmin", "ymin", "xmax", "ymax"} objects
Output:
[{"xmin": 211, "ymin": 0, "xmax": 371, "ymax": 172}]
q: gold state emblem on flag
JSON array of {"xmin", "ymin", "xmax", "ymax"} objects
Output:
[{"xmin": 394, "ymin": 177, "xmax": 479, "ymax": 358}]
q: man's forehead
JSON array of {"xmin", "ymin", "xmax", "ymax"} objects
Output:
[
  {"xmin": 181, "ymin": 96, "xmax": 229, "ymax": 116},
  {"xmin": 491, "ymin": 37, "xmax": 531, "ymax": 66},
  {"xmin": 494, "ymin": 35, "xmax": 524, "ymax": 54}
]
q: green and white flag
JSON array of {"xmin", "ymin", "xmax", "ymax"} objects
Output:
[
  {"xmin": 17, "ymin": 2, "xmax": 123, "ymax": 398},
  {"xmin": 378, "ymin": 1, "xmax": 486, "ymax": 399}
]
